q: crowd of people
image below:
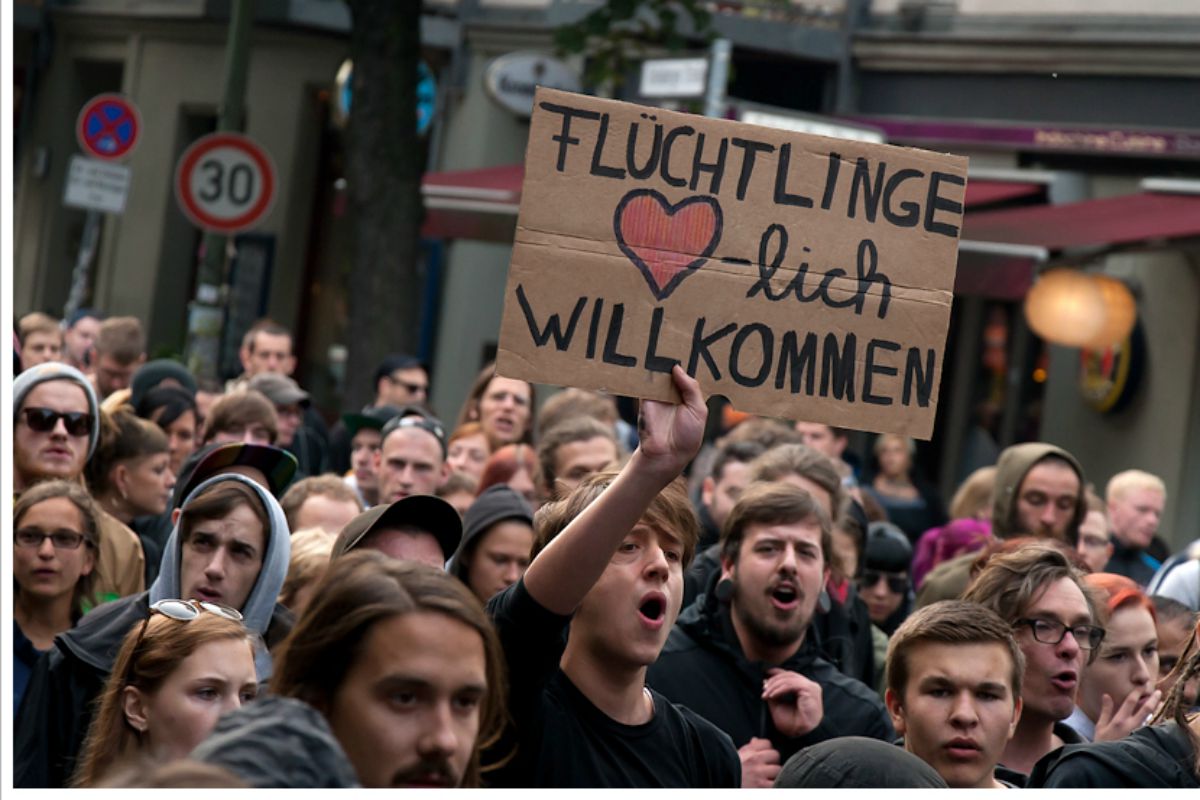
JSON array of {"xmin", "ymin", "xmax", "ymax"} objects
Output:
[{"xmin": 11, "ymin": 307, "xmax": 1200, "ymax": 788}]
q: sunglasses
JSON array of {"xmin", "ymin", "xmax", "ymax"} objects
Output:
[
  {"xmin": 388, "ymin": 375, "xmax": 428, "ymax": 395},
  {"xmin": 857, "ymin": 570, "xmax": 908, "ymax": 594},
  {"xmin": 20, "ymin": 407, "xmax": 93, "ymax": 437},
  {"xmin": 122, "ymin": 599, "xmax": 245, "ymax": 688}
]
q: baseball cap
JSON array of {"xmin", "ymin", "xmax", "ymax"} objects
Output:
[
  {"xmin": 332, "ymin": 495, "xmax": 463, "ymax": 562},
  {"xmin": 173, "ymin": 442, "xmax": 299, "ymax": 508},
  {"xmin": 246, "ymin": 373, "xmax": 309, "ymax": 407},
  {"xmin": 341, "ymin": 405, "xmax": 405, "ymax": 438},
  {"xmin": 130, "ymin": 358, "xmax": 197, "ymax": 408}
]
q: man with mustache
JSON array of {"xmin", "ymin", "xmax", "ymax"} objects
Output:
[
  {"xmin": 918, "ymin": 443, "xmax": 1087, "ymax": 607},
  {"xmin": 885, "ymin": 601, "xmax": 1024, "ymax": 788},
  {"xmin": 647, "ymin": 481, "xmax": 894, "ymax": 787},
  {"xmin": 961, "ymin": 542, "xmax": 1102, "ymax": 779}
]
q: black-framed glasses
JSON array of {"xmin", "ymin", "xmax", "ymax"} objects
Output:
[
  {"xmin": 857, "ymin": 570, "xmax": 908, "ymax": 594},
  {"xmin": 1014, "ymin": 617, "xmax": 1105, "ymax": 651},
  {"xmin": 20, "ymin": 407, "xmax": 93, "ymax": 437},
  {"xmin": 15, "ymin": 528, "xmax": 88, "ymax": 550}
]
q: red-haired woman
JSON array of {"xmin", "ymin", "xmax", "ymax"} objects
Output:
[
  {"xmin": 476, "ymin": 443, "xmax": 538, "ymax": 508},
  {"xmin": 1063, "ymin": 572, "xmax": 1161, "ymax": 742}
]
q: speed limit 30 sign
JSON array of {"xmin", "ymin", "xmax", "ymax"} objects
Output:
[{"xmin": 175, "ymin": 133, "xmax": 277, "ymax": 233}]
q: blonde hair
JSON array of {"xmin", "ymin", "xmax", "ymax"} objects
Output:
[
  {"xmin": 279, "ymin": 527, "xmax": 336, "ymax": 611},
  {"xmin": 1105, "ymin": 470, "xmax": 1166, "ymax": 503},
  {"xmin": 949, "ymin": 466, "xmax": 996, "ymax": 520}
]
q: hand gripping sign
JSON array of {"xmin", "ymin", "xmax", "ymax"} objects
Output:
[{"xmin": 496, "ymin": 89, "xmax": 968, "ymax": 439}]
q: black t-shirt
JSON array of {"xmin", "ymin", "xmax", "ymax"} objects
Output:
[{"xmin": 486, "ymin": 579, "xmax": 741, "ymax": 788}]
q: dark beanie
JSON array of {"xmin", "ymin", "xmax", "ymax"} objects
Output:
[
  {"xmin": 775, "ymin": 738, "xmax": 948, "ymax": 788},
  {"xmin": 864, "ymin": 521, "xmax": 914, "ymax": 573},
  {"xmin": 450, "ymin": 484, "xmax": 533, "ymax": 580}
]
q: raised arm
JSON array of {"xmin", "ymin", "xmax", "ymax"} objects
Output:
[{"xmin": 523, "ymin": 365, "xmax": 707, "ymax": 615}]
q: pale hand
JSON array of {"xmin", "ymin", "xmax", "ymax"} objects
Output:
[
  {"xmin": 738, "ymin": 737, "xmax": 781, "ymax": 788},
  {"xmin": 763, "ymin": 668, "xmax": 824, "ymax": 738},
  {"xmin": 1094, "ymin": 687, "xmax": 1162, "ymax": 742},
  {"xmin": 635, "ymin": 365, "xmax": 708, "ymax": 481}
]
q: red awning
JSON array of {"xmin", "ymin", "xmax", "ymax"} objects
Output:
[
  {"xmin": 964, "ymin": 180, "xmax": 1043, "ymax": 208},
  {"xmin": 420, "ymin": 165, "xmax": 524, "ymax": 243},
  {"xmin": 963, "ymin": 192, "xmax": 1200, "ymax": 250}
]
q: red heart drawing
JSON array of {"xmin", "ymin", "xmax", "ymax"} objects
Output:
[{"xmin": 614, "ymin": 189, "xmax": 724, "ymax": 300}]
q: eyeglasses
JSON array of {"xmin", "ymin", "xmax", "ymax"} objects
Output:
[
  {"xmin": 15, "ymin": 528, "xmax": 87, "ymax": 550},
  {"xmin": 20, "ymin": 407, "xmax": 93, "ymax": 437},
  {"xmin": 857, "ymin": 570, "xmax": 908, "ymax": 594},
  {"xmin": 1014, "ymin": 617, "xmax": 1105, "ymax": 651},
  {"xmin": 122, "ymin": 599, "xmax": 245, "ymax": 688}
]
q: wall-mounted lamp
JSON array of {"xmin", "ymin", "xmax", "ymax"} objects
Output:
[{"xmin": 1024, "ymin": 269, "xmax": 1137, "ymax": 350}]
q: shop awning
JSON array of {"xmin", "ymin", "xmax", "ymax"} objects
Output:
[
  {"xmin": 964, "ymin": 180, "xmax": 1043, "ymax": 208},
  {"xmin": 421, "ymin": 165, "xmax": 523, "ymax": 242},
  {"xmin": 963, "ymin": 191, "xmax": 1200, "ymax": 250}
]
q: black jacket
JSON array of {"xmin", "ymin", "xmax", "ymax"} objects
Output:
[
  {"xmin": 1104, "ymin": 538, "xmax": 1167, "ymax": 588},
  {"xmin": 646, "ymin": 576, "xmax": 894, "ymax": 763},
  {"xmin": 13, "ymin": 591, "xmax": 293, "ymax": 788},
  {"xmin": 682, "ymin": 546, "xmax": 876, "ymax": 687},
  {"xmin": 1029, "ymin": 722, "xmax": 1199, "ymax": 788}
]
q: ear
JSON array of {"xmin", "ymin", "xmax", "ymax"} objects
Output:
[
  {"xmin": 1105, "ymin": 542, "xmax": 1114, "ymax": 560},
  {"xmin": 171, "ymin": 507, "xmax": 182, "ymax": 526},
  {"xmin": 438, "ymin": 460, "xmax": 451, "ymax": 489},
  {"xmin": 113, "ymin": 463, "xmax": 131, "ymax": 497},
  {"xmin": 123, "ymin": 686, "xmax": 150, "ymax": 733},
  {"xmin": 283, "ymin": 354, "xmax": 297, "ymax": 376},
  {"xmin": 80, "ymin": 544, "xmax": 96, "ymax": 578},
  {"xmin": 239, "ymin": 343, "xmax": 254, "ymax": 373},
  {"xmin": 1008, "ymin": 696, "xmax": 1023, "ymax": 739},
  {"xmin": 883, "ymin": 687, "xmax": 907, "ymax": 737},
  {"xmin": 700, "ymin": 476, "xmax": 715, "ymax": 509}
]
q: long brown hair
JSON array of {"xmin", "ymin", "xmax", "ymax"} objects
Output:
[
  {"xmin": 270, "ymin": 550, "xmax": 508, "ymax": 787},
  {"xmin": 13, "ymin": 480, "xmax": 100, "ymax": 619},
  {"xmin": 454, "ymin": 363, "xmax": 535, "ymax": 447},
  {"xmin": 1150, "ymin": 617, "xmax": 1200, "ymax": 777},
  {"xmin": 73, "ymin": 611, "xmax": 257, "ymax": 787}
]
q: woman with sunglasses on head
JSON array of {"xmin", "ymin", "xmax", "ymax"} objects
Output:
[
  {"xmin": 1062, "ymin": 572, "xmax": 1162, "ymax": 743},
  {"xmin": 13, "ymin": 481, "xmax": 100, "ymax": 713},
  {"xmin": 86, "ymin": 407, "xmax": 177, "ymax": 585},
  {"xmin": 72, "ymin": 600, "xmax": 258, "ymax": 786}
]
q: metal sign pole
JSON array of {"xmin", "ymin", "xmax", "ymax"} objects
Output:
[
  {"xmin": 62, "ymin": 209, "xmax": 101, "ymax": 320},
  {"xmin": 703, "ymin": 38, "xmax": 731, "ymax": 119}
]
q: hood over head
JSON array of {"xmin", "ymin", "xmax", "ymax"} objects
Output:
[
  {"xmin": 992, "ymin": 442, "xmax": 1086, "ymax": 543},
  {"xmin": 150, "ymin": 472, "xmax": 291, "ymax": 678}
]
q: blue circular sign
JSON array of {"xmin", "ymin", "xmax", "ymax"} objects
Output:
[{"xmin": 76, "ymin": 93, "xmax": 141, "ymax": 161}]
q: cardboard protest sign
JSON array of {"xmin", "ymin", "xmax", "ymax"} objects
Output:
[{"xmin": 497, "ymin": 88, "xmax": 967, "ymax": 439}]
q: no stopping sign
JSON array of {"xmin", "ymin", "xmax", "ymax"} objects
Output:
[{"xmin": 175, "ymin": 133, "xmax": 277, "ymax": 233}]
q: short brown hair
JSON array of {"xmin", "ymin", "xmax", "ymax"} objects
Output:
[
  {"xmin": 180, "ymin": 480, "xmax": 271, "ymax": 547},
  {"xmin": 961, "ymin": 541, "xmax": 1096, "ymax": 626},
  {"xmin": 280, "ymin": 475, "xmax": 363, "ymax": 532},
  {"xmin": 202, "ymin": 390, "xmax": 278, "ymax": 444},
  {"xmin": 94, "ymin": 317, "xmax": 146, "ymax": 364},
  {"xmin": 886, "ymin": 600, "xmax": 1025, "ymax": 702},
  {"xmin": 747, "ymin": 443, "xmax": 845, "ymax": 514},
  {"xmin": 720, "ymin": 481, "xmax": 831, "ymax": 567},
  {"xmin": 536, "ymin": 416, "xmax": 618, "ymax": 491},
  {"xmin": 18, "ymin": 311, "xmax": 62, "ymax": 344},
  {"xmin": 536, "ymin": 388, "xmax": 618, "ymax": 438},
  {"xmin": 721, "ymin": 417, "xmax": 803, "ymax": 450},
  {"xmin": 279, "ymin": 526, "xmax": 336, "ymax": 610},
  {"xmin": 270, "ymin": 551, "xmax": 507, "ymax": 787},
  {"xmin": 532, "ymin": 470, "xmax": 699, "ymax": 567},
  {"xmin": 437, "ymin": 470, "xmax": 478, "ymax": 499},
  {"xmin": 242, "ymin": 318, "xmax": 292, "ymax": 353},
  {"xmin": 86, "ymin": 407, "xmax": 169, "ymax": 495}
]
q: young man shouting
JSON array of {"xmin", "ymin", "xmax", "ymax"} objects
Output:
[
  {"xmin": 486, "ymin": 365, "xmax": 740, "ymax": 787},
  {"xmin": 885, "ymin": 600, "xmax": 1024, "ymax": 788}
]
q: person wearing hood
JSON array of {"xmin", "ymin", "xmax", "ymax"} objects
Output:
[
  {"xmin": 647, "ymin": 481, "xmax": 894, "ymax": 788},
  {"xmin": 14, "ymin": 473, "xmax": 293, "ymax": 788},
  {"xmin": 449, "ymin": 484, "xmax": 534, "ymax": 603},
  {"xmin": 917, "ymin": 442, "xmax": 1087, "ymax": 608}
]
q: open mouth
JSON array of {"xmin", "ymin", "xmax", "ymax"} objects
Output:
[
  {"xmin": 1050, "ymin": 670, "xmax": 1078, "ymax": 692},
  {"xmin": 637, "ymin": 593, "xmax": 666, "ymax": 629},
  {"xmin": 770, "ymin": 584, "xmax": 800, "ymax": 611}
]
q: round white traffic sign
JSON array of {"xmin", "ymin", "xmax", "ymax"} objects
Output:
[{"xmin": 175, "ymin": 133, "xmax": 276, "ymax": 233}]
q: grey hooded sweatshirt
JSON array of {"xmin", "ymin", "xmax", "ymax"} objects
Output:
[{"xmin": 14, "ymin": 473, "xmax": 294, "ymax": 788}]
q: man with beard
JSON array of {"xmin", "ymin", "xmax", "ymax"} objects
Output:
[
  {"xmin": 485, "ymin": 366, "xmax": 740, "ymax": 787},
  {"xmin": 647, "ymin": 481, "xmax": 893, "ymax": 788},
  {"xmin": 885, "ymin": 601, "xmax": 1024, "ymax": 788},
  {"xmin": 961, "ymin": 542, "xmax": 1102, "ymax": 779},
  {"xmin": 918, "ymin": 443, "xmax": 1087, "ymax": 607}
]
